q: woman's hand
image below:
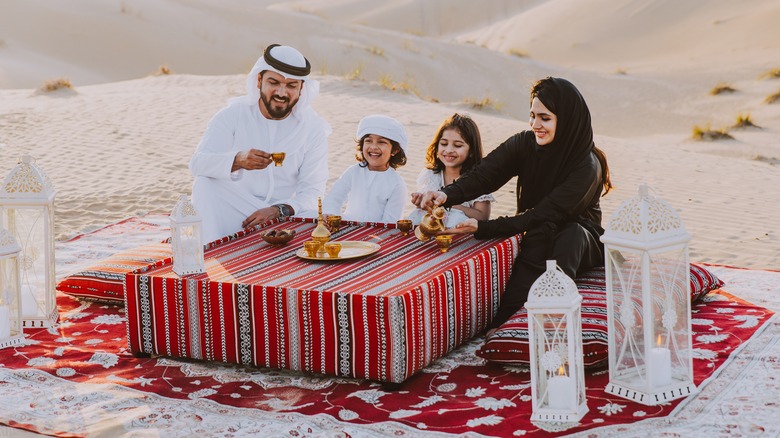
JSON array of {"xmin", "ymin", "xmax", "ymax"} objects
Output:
[
  {"xmin": 442, "ymin": 218, "xmax": 478, "ymax": 235},
  {"xmin": 418, "ymin": 190, "xmax": 447, "ymax": 210}
]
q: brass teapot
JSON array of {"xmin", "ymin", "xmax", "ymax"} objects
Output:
[{"xmin": 414, "ymin": 206, "xmax": 446, "ymax": 242}]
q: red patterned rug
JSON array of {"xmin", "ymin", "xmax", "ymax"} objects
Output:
[{"xmin": 0, "ymin": 217, "xmax": 775, "ymax": 437}]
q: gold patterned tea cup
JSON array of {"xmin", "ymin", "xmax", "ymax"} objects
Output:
[
  {"xmin": 435, "ymin": 235, "xmax": 452, "ymax": 253},
  {"xmin": 303, "ymin": 240, "xmax": 320, "ymax": 257},
  {"xmin": 327, "ymin": 215, "xmax": 342, "ymax": 232},
  {"xmin": 396, "ymin": 219, "xmax": 412, "ymax": 235},
  {"xmin": 324, "ymin": 242, "xmax": 342, "ymax": 258},
  {"xmin": 271, "ymin": 152, "xmax": 286, "ymax": 167}
]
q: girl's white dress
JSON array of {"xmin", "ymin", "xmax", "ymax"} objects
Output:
[
  {"xmin": 323, "ymin": 164, "xmax": 408, "ymax": 222},
  {"xmin": 407, "ymin": 168, "xmax": 495, "ymax": 228}
]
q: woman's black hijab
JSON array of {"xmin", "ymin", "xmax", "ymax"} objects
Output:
[{"xmin": 519, "ymin": 77, "xmax": 595, "ymax": 212}]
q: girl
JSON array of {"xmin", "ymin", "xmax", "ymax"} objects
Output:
[
  {"xmin": 408, "ymin": 113, "xmax": 493, "ymax": 227},
  {"xmin": 323, "ymin": 114, "xmax": 408, "ymax": 222},
  {"xmin": 415, "ymin": 77, "xmax": 612, "ymax": 328}
]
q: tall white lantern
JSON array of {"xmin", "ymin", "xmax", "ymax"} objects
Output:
[
  {"xmin": 0, "ymin": 226, "xmax": 25, "ymax": 348},
  {"xmin": 601, "ymin": 184, "xmax": 697, "ymax": 405},
  {"xmin": 170, "ymin": 195, "xmax": 204, "ymax": 276},
  {"xmin": 0, "ymin": 155, "xmax": 58, "ymax": 328},
  {"xmin": 527, "ymin": 260, "xmax": 588, "ymax": 429}
]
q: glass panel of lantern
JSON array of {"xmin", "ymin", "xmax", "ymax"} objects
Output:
[
  {"xmin": 0, "ymin": 155, "xmax": 58, "ymax": 328},
  {"xmin": 0, "ymin": 225, "xmax": 25, "ymax": 348},
  {"xmin": 170, "ymin": 195, "xmax": 205, "ymax": 276},
  {"xmin": 601, "ymin": 184, "xmax": 697, "ymax": 405},
  {"xmin": 527, "ymin": 260, "xmax": 588, "ymax": 429}
]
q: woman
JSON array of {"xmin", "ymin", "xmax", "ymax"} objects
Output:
[{"xmin": 415, "ymin": 77, "xmax": 612, "ymax": 328}]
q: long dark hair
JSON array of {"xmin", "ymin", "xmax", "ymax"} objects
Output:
[
  {"xmin": 531, "ymin": 78, "xmax": 612, "ymax": 196},
  {"xmin": 425, "ymin": 113, "xmax": 484, "ymax": 174}
]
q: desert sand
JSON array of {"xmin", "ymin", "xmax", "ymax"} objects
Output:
[
  {"xmin": 2, "ymin": 0, "xmax": 778, "ymax": 270},
  {"xmin": 0, "ymin": 0, "xmax": 779, "ymax": 436}
]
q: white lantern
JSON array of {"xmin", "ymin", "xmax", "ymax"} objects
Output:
[
  {"xmin": 0, "ymin": 155, "xmax": 58, "ymax": 328},
  {"xmin": 170, "ymin": 195, "xmax": 204, "ymax": 276},
  {"xmin": 601, "ymin": 184, "xmax": 697, "ymax": 405},
  {"xmin": 527, "ymin": 260, "xmax": 588, "ymax": 429},
  {"xmin": 0, "ymin": 226, "xmax": 25, "ymax": 348}
]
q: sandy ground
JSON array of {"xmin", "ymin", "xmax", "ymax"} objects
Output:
[{"xmin": 0, "ymin": 2, "xmax": 779, "ymax": 435}]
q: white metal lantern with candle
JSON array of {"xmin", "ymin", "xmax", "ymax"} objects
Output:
[
  {"xmin": 527, "ymin": 260, "xmax": 588, "ymax": 428},
  {"xmin": 170, "ymin": 195, "xmax": 205, "ymax": 276},
  {"xmin": 0, "ymin": 226, "xmax": 25, "ymax": 348},
  {"xmin": 601, "ymin": 184, "xmax": 697, "ymax": 405},
  {"xmin": 0, "ymin": 155, "xmax": 58, "ymax": 328}
]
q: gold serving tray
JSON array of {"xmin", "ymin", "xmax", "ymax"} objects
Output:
[{"xmin": 295, "ymin": 241, "xmax": 380, "ymax": 261}]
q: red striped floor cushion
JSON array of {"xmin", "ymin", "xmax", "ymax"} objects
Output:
[
  {"xmin": 57, "ymin": 243, "xmax": 172, "ymax": 303},
  {"xmin": 476, "ymin": 263, "xmax": 724, "ymax": 367}
]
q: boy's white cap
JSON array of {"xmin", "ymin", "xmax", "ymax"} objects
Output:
[{"xmin": 356, "ymin": 115, "xmax": 408, "ymax": 154}]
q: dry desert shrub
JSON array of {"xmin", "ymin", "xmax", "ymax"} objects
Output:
[
  {"xmin": 758, "ymin": 68, "xmax": 780, "ymax": 80},
  {"xmin": 764, "ymin": 89, "xmax": 780, "ymax": 104},
  {"xmin": 732, "ymin": 113, "xmax": 760, "ymax": 129},
  {"xmin": 464, "ymin": 95, "xmax": 503, "ymax": 112},
  {"xmin": 366, "ymin": 46, "xmax": 385, "ymax": 57},
  {"xmin": 154, "ymin": 65, "xmax": 172, "ymax": 75},
  {"xmin": 709, "ymin": 83, "xmax": 736, "ymax": 95},
  {"xmin": 691, "ymin": 124, "xmax": 733, "ymax": 141},
  {"xmin": 378, "ymin": 74, "xmax": 418, "ymax": 95},
  {"xmin": 507, "ymin": 48, "xmax": 529, "ymax": 58},
  {"xmin": 346, "ymin": 63, "xmax": 364, "ymax": 81},
  {"xmin": 39, "ymin": 77, "xmax": 74, "ymax": 92}
]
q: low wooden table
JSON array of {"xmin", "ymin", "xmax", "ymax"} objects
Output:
[{"xmin": 125, "ymin": 218, "xmax": 520, "ymax": 383}]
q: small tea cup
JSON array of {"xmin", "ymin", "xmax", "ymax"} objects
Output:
[
  {"xmin": 303, "ymin": 240, "xmax": 320, "ymax": 257},
  {"xmin": 327, "ymin": 215, "xmax": 342, "ymax": 232},
  {"xmin": 271, "ymin": 152, "xmax": 286, "ymax": 167},
  {"xmin": 396, "ymin": 219, "xmax": 413, "ymax": 235},
  {"xmin": 435, "ymin": 235, "xmax": 452, "ymax": 253},
  {"xmin": 324, "ymin": 242, "xmax": 342, "ymax": 258}
]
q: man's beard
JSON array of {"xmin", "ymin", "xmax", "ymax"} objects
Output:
[{"xmin": 260, "ymin": 92, "xmax": 299, "ymax": 119}]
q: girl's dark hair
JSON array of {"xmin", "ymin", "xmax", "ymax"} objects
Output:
[
  {"xmin": 425, "ymin": 113, "xmax": 484, "ymax": 173},
  {"xmin": 355, "ymin": 136, "xmax": 407, "ymax": 169}
]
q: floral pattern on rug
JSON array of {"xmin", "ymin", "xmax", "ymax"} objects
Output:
[
  {"xmin": 0, "ymin": 218, "xmax": 774, "ymax": 437},
  {"xmin": 0, "ymin": 286, "xmax": 771, "ymax": 438}
]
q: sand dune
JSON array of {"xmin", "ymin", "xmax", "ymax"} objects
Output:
[{"xmin": 0, "ymin": 0, "xmax": 778, "ymax": 272}]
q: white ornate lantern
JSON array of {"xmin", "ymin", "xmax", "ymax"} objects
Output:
[
  {"xmin": 170, "ymin": 195, "xmax": 204, "ymax": 276},
  {"xmin": 601, "ymin": 184, "xmax": 697, "ymax": 405},
  {"xmin": 0, "ymin": 226, "xmax": 25, "ymax": 348},
  {"xmin": 0, "ymin": 155, "xmax": 58, "ymax": 328},
  {"xmin": 527, "ymin": 260, "xmax": 588, "ymax": 429}
]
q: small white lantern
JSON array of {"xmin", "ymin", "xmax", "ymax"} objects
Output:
[
  {"xmin": 527, "ymin": 260, "xmax": 588, "ymax": 429},
  {"xmin": 170, "ymin": 195, "xmax": 204, "ymax": 276},
  {"xmin": 601, "ymin": 184, "xmax": 697, "ymax": 405},
  {"xmin": 0, "ymin": 226, "xmax": 25, "ymax": 348},
  {"xmin": 0, "ymin": 155, "xmax": 58, "ymax": 328}
]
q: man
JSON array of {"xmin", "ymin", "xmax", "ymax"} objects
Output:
[{"xmin": 189, "ymin": 44, "xmax": 331, "ymax": 243}]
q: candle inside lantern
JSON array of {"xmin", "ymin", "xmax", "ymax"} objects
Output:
[
  {"xmin": 547, "ymin": 366, "xmax": 575, "ymax": 409},
  {"xmin": 649, "ymin": 335, "xmax": 672, "ymax": 387},
  {"xmin": 0, "ymin": 305, "xmax": 10, "ymax": 339},
  {"xmin": 21, "ymin": 284, "xmax": 37, "ymax": 317}
]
